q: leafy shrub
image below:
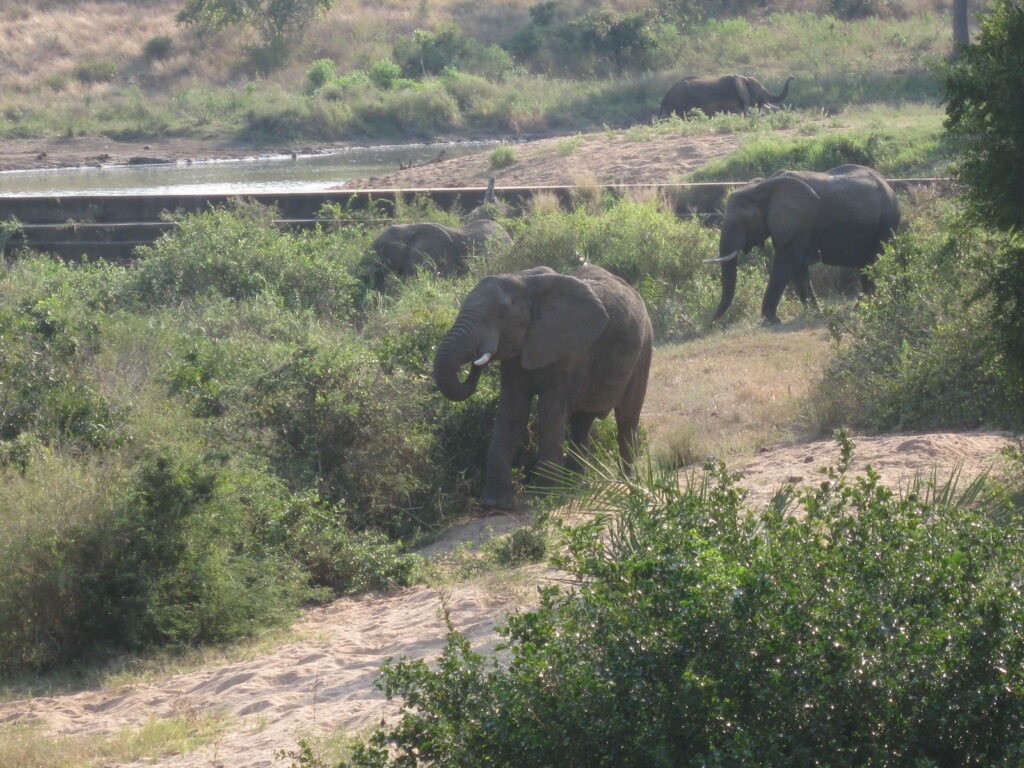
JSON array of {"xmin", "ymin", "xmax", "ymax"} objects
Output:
[
  {"xmin": 305, "ymin": 58, "xmax": 337, "ymax": 95},
  {"xmin": 394, "ymin": 24, "xmax": 513, "ymax": 80},
  {"xmin": 341, "ymin": 436, "xmax": 1024, "ymax": 768},
  {"xmin": 0, "ymin": 447, "xmax": 314, "ymax": 673},
  {"xmin": 505, "ymin": 7, "xmax": 679, "ymax": 77},
  {"xmin": 689, "ymin": 129, "xmax": 952, "ymax": 182},
  {"xmin": 369, "ymin": 59, "xmax": 403, "ymax": 90},
  {"xmin": 488, "ymin": 143, "xmax": 518, "ymax": 168},
  {"xmin": 143, "ymin": 35, "xmax": 174, "ymax": 61},
  {"xmin": 125, "ymin": 201, "xmax": 360, "ymax": 316},
  {"xmin": 73, "ymin": 58, "xmax": 119, "ymax": 84},
  {"xmin": 486, "ymin": 201, "xmax": 754, "ymax": 340}
]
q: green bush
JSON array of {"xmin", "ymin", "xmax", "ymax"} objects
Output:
[
  {"xmin": 487, "ymin": 201, "xmax": 757, "ymax": 340},
  {"xmin": 340, "ymin": 436, "xmax": 1024, "ymax": 768},
  {"xmin": 125, "ymin": 201, "xmax": 361, "ymax": 316},
  {"xmin": 394, "ymin": 24, "xmax": 513, "ymax": 80},
  {"xmin": 488, "ymin": 143, "xmax": 518, "ymax": 168},
  {"xmin": 0, "ymin": 447, "xmax": 314, "ymax": 673},
  {"xmin": 689, "ymin": 129, "xmax": 952, "ymax": 182},
  {"xmin": 369, "ymin": 59, "xmax": 403, "ymax": 90},
  {"xmin": 305, "ymin": 58, "xmax": 337, "ymax": 95},
  {"xmin": 73, "ymin": 58, "xmax": 119, "ymax": 84}
]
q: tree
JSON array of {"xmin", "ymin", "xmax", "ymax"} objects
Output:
[
  {"xmin": 943, "ymin": 0, "xmax": 1024, "ymax": 230},
  {"xmin": 177, "ymin": 0, "xmax": 334, "ymax": 58},
  {"xmin": 953, "ymin": 0, "xmax": 970, "ymax": 45},
  {"xmin": 942, "ymin": 0, "xmax": 1024, "ymax": 380}
]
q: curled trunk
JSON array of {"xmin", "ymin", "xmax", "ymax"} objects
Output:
[
  {"xmin": 767, "ymin": 76, "xmax": 793, "ymax": 105},
  {"xmin": 712, "ymin": 256, "xmax": 739, "ymax": 322},
  {"xmin": 433, "ymin": 329, "xmax": 485, "ymax": 402}
]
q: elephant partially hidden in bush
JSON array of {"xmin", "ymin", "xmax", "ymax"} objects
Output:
[
  {"xmin": 366, "ymin": 220, "xmax": 512, "ymax": 288},
  {"xmin": 433, "ymin": 265, "xmax": 653, "ymax": 510},
  {"xmin": 707, "ymin": 164, "xmax": 901, "ymax": 325},
  {"xmin": 659, "ymin": 75, "xmax": 793, "ymax": 118}
]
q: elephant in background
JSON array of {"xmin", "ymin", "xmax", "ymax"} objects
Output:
[
  {"xmin": 659, "ymin": 75, "xmax": 793, "ymax": 118},
  {"xmin": 365, "ymin": 219, "xmax": 512, "ymax": 289},
  {"xmin": 433, "ymin": 264, "xmax": 653, "ymax": 510},
  {"xmin": 707, "ymin": 164, "xmax": 901, "ymax": 325}
]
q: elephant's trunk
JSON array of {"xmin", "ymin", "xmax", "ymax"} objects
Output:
[
  {"xmin": 711, "ymin": 253, "xmax": 739, "ymax": 322},
  {"xmin": 767, "ymin": 76, "xmax": 793, "ymax": 105},
  {"xmin": 433, "ymin": 321, "xmax": 488, "ymax": 402}
]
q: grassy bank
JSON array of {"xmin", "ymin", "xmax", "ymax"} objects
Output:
[{"xmin": 0, "ymin": 10, "xmax": 952, "ymax": 144}]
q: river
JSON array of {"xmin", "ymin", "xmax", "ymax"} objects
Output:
[{"xmin": 0, "ymin": 141, "xmax": 496, "ymax": 197}]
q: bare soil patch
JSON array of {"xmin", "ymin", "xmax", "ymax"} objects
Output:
[{"xmin": 348, "ymin": 131, "xmax": 742, "ymax": 189}]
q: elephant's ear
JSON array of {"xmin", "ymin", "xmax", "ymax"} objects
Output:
[
  {"xmin": 521, "ymin": 273, "xmax": 609, "ymax": 370},
  {"xmin": 732, "ymin": 76, "xmax": 752, "ymax": 108},
  {"xmin": 755, "ymin": 175, "xmax": 821, "ymax": 250}
]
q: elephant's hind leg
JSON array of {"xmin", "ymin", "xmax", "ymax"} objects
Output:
[
  {"xmin": 614, "ymin": 347, "xmax": 651, "ymax": 474},
  {"xmin": 566, "ymin": 411, "xmax": 599, "ymax": 474},
  {"xmin": 794, "ymin": 264, "xmax": 820, "ymax": 312}
]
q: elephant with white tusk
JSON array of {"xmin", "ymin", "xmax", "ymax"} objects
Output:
[
  {"xmin": 433, "ymin": 265, "xmax": 653, "ymax": 510},
  {"xmin": 708, "ymin": 164, "xmax": 901, "ymax": 325},
  {"xmin": 659, "ymin": 74, "xmax": 793, "ymax": 118},
  {"xmin": 365, "ymin": 219, "xmax": 512, "ymax": 289}
]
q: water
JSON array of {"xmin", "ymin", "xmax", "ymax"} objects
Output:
[{"xmin": 0, "ymin": 141, "xmax": 498, "ymax": 197}]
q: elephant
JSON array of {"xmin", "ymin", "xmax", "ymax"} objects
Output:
[
  {"xmin": 659, "ymin": 75, "xmax": 794, "ymax": 118},
  {"xmin": 365, "ymin": 219, "xmax": 512, "ymax": 289},
  {"xmin": 433, "ymin": 264, "xmax": 653, "ymax": 510},
  {"xmin": 707, "ymin": 164, "xmax": 901, "ymax": 325}
]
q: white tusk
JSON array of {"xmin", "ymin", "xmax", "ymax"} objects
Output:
[
  {"xmin": 703, "ymin": 251, "xmax": 739, "ymax": 264},
  {"xmin": 474, "ymin": 352, "xmax": 492, "ymax": 366}
]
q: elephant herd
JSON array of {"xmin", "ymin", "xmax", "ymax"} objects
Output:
[{"xmin": 360, "ymin": 75, "xmax": 901, "ymax": 510}]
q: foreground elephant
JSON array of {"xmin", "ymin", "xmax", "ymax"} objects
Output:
[
  {"xmin": 708, "ymin": 164, "xmax": 901, "ymax": 325},
  {"xmin": 659, "ymin": 75, "xmax": 793, "ymax": 118},
  {"xmin": 366, "ymin": 220, "xmax": 511, "ymax": 288},
  {"xmin": 433, "ymin": 265, "xmax": 653, "ymax": 510}
]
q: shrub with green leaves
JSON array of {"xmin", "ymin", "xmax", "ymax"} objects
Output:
[
  {"xmin": 340, "ymin": 436, "xmax": 1024, "ymax": 768},
  {"xmin": 125, "ymin": 200, "xmax": 362, "ymax": 316},
  {"xmin": 689, "ymin": 129, "xmax": 952, "ymax": 182},
  {"xmin": 486, "ymin": 200, "xmax": 758, "ymax": 340},
  {"xmin": 0, "ymin": 446, "xmax": 315, "ymax": 673},
  {"xmin": 393, "ymin": 24, "xmax": 513, "ymax": 80}
]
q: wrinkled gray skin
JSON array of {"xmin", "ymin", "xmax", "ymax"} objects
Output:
[
  {"xmin": 433, "ymin": 264, "xmax": 653, "ymax": 510},
  {"xmin": 659, "ymin": 74, "xmax": 793, "ymax": 118},
  {"xmin": 710, "ymin": 164, "xmax": 901, "ymax": 325},
  {"xmin": 367, "ymin": 220, "xmax": 511, "ymax": 288}
]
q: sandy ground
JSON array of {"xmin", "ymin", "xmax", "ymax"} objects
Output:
[
  {"xmin": 0, "ymin": 428, "xmax": 1013, "ymax": 768},
  {"xmin": 347, "ymin": 131, "xmax": 742, "ymax": 189}
]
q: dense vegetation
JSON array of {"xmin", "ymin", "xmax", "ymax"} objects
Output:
[
  {"xmin": 324, "ymin": 438, "xmax": 1024, "ymax": 768},
  {"xmin": 0, "ymin": 195, "xmax": 755, "ymax": 675}
]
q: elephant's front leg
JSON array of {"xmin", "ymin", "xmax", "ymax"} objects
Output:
[
  {"xmin": 533, "ymin": 392, "xmax": 570, "ymax": 488},
  {"xmin": 482, "ymin": 385, "xmax": 531, "ymax": 510}
]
